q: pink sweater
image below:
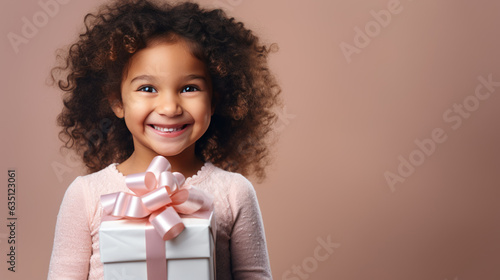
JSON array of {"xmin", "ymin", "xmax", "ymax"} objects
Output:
[{"xmin": 48, "ymin": 162, "xmax": 272, "ymax": 279}]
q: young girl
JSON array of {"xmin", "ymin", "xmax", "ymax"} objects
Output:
[{"xmin": 47, "ymin": 0, "xmax": 281, "ymax": 279}]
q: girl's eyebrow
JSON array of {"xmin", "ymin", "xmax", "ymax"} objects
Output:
[
  {"xmin": 129, "ymin": 74, "xmax": 208, "ymax": 84},
  {"xmin": 184, "ymin": 74, "xmax": 208, "ymax": 83},
  {"xmin": 130, "ymin": 74, "xmax": 157, "ymax": 84}
]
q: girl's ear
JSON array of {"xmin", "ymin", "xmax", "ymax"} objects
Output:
[{"xmin": 109, "ymin": 98, "xmax": 124, "ymax": 118}]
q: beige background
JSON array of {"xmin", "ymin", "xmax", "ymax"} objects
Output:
[{"xmin": 1, "ymin": 0, "xmax": 500, "ymax": 279}]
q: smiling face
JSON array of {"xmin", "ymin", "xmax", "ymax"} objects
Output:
[{"xmin": 112, "ymin": 38, "xmax": 213, "ymax": 166}]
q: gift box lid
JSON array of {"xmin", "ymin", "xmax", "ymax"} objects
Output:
[{"xmin": 100, "ymin": 214, "xmax": 215, "ymax": 263}]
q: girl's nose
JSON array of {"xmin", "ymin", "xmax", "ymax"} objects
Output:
[{"xmin": 156, "ymin": 92, "xmax": 182, "ymax": 117}]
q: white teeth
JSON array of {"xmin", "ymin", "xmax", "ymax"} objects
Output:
[{"xmin": 153, "ymin": 125, "xmax": 183, "ymax": 132}]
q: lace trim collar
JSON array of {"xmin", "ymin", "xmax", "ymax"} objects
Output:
[{"xmin": 109, "ymin": 162, "xmax": 215, "ymax": 185}]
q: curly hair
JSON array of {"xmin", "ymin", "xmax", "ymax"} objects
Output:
[{"xmin": 52, "ymin": 0, "xmax": 282, "ymax": 180}]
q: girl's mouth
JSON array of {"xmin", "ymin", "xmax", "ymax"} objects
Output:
[{"xmin": 150, "ymin": 124, "xmax": 188, "ymax": 133}]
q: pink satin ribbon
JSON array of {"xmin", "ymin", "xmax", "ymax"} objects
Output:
[{"xmin": 100, "ymin": 156, "xmax": 213, "ymax": 280}]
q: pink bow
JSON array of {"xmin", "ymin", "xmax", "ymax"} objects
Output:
[{"xmin": 101, "ymin": 156, "xmax": 213, "ymax": 240}]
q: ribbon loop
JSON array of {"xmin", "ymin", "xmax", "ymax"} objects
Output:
[
  {"xmin": 147, "ymin": 156, "xmax": 170, "ymax": 174},
  {"xmin": 158, "ymin": 171, "xmax": 177, "ymax": 193},
  {"xmin": 141, "ymin": 187, "xmax": 172, "ymax": 212},
  {"xmin": 150, "ymin": 206, "xmax": 186, "ymax": 240}
]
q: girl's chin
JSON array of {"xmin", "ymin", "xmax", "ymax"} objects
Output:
[{"xmin": 150, "ymin": 146, "xmax": 193, "ymax": 158}]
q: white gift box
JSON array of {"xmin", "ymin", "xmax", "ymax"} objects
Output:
[{"xmin": 99, "ymin": 214, "xmax": 216, "ymax": 280}]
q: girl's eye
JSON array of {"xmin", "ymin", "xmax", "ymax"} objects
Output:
[
  {"xmin": 181, "ymin": 86, "xmax": 199, "ymax": 93},
  {"xmin": 138, "ymin": 86, "xmax": 157, "ymax": 93}
]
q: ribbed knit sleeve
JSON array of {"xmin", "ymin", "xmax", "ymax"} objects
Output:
[
  {"xmin": 187, "ymin": 168, "xmax": 272, "ymax": 279},
  {"xmin": 48, "ymin": 177, "xmax": 92, "ymax": 280},
  {"xmin": 228, "ymin": 175, "xmax": 272, "ymax": 279}
]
